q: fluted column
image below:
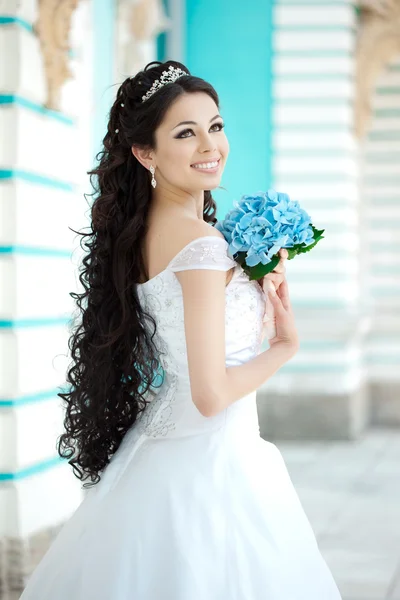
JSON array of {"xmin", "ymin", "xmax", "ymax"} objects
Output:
[
  {"xmin": 256, "ymin": 0, "xmax": 367, "ymax": 440},
  {"xmin": 0, "ymin": 1, "xmax": 92, "ymax": 595}
]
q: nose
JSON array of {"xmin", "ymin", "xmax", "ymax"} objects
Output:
[{"xmin": 198, "ymin": 130, "xmax": 217, "ymax": 153}]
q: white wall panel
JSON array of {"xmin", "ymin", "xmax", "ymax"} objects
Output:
[
  {"xmin": 272, "ymin": 181, "xmax": 359, "ymax": 203},
  {"xmin": 273, "ymin": 31, "xmax": 354, "ymax": 53},
  {"xmin": 274, "ymin": 155, "xmax": 358, "ymax": 175},
  {"xmin": 0, "ymin": 255, "xmax": 78, "ymax": 317},
  {"xmin": 0, "ymin": 26, "xmax": 46, "ymax": 103},
  {"xmin": 272, "ymin": 130, "xmax": 357, "ymax": 151},
  {"xmin": 0, "ymin": 181, "xmax": 89, "ymax": 247},
  {"xmin": 274, "ymin": 4, "xmax": 356, "ymax": 27},
  {"xmin": 273, "ymin": 78, "xmax": 355, "ymax": 101},
  {"xmin": 273, "ymin": 56, "xmax": 354, "ymax": 75},
  {"xmin": 0, "ymin": 325, "xmax": 69, "ymax": 396},
  {"xmin": 0, "ymin": 107, "xmax": 78, "ymax": 181},
  {"xmin": 273, "ymin": 104, "xmax": 354, "ymax": 126},
  {"xmin": 0, "ymin": 330, "xmax": 17, "ymax": 391},
  {"xmin": 0, "ymin": 466, "xmax": 83, "ymax": 538},
  {"xmin": 0, "ymin": 399, "xmax": 65, "ymax": 471}
]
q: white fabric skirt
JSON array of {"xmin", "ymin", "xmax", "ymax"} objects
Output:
[{"xmin": 20, "ymin": 417, "xmax": 342, "ymax": 599}]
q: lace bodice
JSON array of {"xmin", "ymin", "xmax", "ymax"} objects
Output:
[{"xmin": 134, "ymin": 235, "xmax": 267, "ymax": 439}]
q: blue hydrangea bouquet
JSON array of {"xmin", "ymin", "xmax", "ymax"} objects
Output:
[{"xmin": 215, "ymin": 189, "xmax": 324, "ymax": 340}]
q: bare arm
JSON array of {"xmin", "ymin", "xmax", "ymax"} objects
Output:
[
  {"xmin": 172, "ymin": 229, "xmax": 298, "ymax": 418},
  {"xmin": 219, "ymin": 342, "xmax": 296, "ymax": 417}
]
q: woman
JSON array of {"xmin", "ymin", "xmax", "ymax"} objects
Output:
[{"xmin": 20, "ymin": 60, "xmax": 342, "ymax": 599}]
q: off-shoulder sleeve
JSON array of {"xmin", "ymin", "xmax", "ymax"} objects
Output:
[{"xmin": 169, "ymin": 235, "xmax": 236, "ymax": 273}]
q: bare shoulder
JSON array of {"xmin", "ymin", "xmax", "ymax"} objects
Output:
[
  {"xmin": 151, "ymin": 217, "xmax": 224, "ymax": 266},
  {"xmin": 142, "ymin": 216, "xmax": 226, "ymax": 282},
  {"xmin": 173, "ymin": 219, "xmax": 225, "ymax": 249},
  {"xmin": 170, "ymin": 219, "xmax": 235, "ymax": 285}
]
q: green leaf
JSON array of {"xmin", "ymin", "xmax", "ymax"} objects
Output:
[
  {"xmin": 245, "ymin": 254, "xmax": 280, "ymax": 280},
  {"xmin": 233, "ymin": 221, "xmax": 325, "ymax": 279},
  {"xmin": 294, "ymin": 225, "xmax": 325, "ymax": 256}
]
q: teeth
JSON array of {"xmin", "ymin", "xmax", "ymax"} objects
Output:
[{"xmin": 192, "ymin": 161, "xmax": 219, "ymax": 170}]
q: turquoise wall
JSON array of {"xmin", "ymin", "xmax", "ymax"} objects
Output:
[
  {"xmin": 185, "ymin": 0, "xmax": 273, "ymax": 218},
  {"xmin": 157, "ymin": 0, "xmax": 169, "ymax": 61},
  {"xmin": 92, "ymin": 0, "xmax": 274, "ymax": 217}
]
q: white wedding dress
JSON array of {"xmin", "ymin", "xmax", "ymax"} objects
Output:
[{"xmin": 20, "ymin": 235, "xmax": 342, "ymax": 599}]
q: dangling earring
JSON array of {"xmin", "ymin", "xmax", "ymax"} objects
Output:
[{"xmin": 150, "ymin": 165, "xmax": 157, "ymax": 188}]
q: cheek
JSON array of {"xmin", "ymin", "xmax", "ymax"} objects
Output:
[
  {"xmin": 221, "ymin": 136, "xmax": 230, "ymax": 159},
  {"xmin": 158, "ymin": 142, "xmax": 188, "ymax": 170},
  {"xmin": 169, "ymin": 141, "xmax": 192, "ymax": 164},
  {"xmin": 160, "ymin": 144, "xmax": 195, "ymax": 180}
]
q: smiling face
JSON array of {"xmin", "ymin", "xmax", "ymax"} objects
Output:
[{"xmin": 151, "ymin": 91, "xmax": 229, "ymax": 193}]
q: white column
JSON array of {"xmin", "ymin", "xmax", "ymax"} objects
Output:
[
  {"xmin": 257, "ymin": 0, "xmax": 367, "ymax": 439},
  {"xmin": 0, "ymin": 1, "xmax": 92, "ymax": 594},
  {"xmin": 165, "ymin": 0, "xmax": 185, "ymax": 61},
  {"xmin": 362, "ymin": 55, "xmax": 400, "ymax": 425}
]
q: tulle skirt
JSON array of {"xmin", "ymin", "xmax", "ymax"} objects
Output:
[{"xmin": 20, "ymin": 410, "xmax": 342, "ymax": 599}]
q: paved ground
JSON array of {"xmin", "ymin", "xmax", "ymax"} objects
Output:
[{"xmin": 275, "ymin": 427, "xmax": 400, "ymax": 600}]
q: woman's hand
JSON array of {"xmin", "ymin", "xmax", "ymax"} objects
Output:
[
  {"xmin": 258, "ymin": 248, "xmax": 288, "ymax": 294},
  {"xmin": 257, "ymin": 248, "xmax": 296, "ymax": 351},
  {"xmin": 266, "ymin": 278, "xmax": 299, "ymax": 355}
]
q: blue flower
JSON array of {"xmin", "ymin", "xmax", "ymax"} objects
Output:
[{"xmin": 215, "ymin": 188, "xmax": 320, "ymax": 269}]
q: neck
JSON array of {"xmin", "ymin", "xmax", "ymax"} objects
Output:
[{"xmin": 151, "ymin": 184, "xmax": 205, "ymax": 221}]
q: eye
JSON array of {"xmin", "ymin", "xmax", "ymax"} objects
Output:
[
  {"xmin": 210, "ymin": 121, "xmax": 225, "ymax": 132},
  {"xmin": 175, "ymin": 121, "xmax": 225, "ymax": 139}
]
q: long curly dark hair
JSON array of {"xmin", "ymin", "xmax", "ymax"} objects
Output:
[{"xmin": 57, "ymin": 60, "xmax": 221, "ymax": 488}]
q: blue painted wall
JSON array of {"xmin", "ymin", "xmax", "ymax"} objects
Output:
[
  {"xmin": 185, "ymin": 0, "xmax": 273, "ymax": 218},
  {"xmin": 157, "ymin": 0, "xmax": 169, "ymax": 61}
]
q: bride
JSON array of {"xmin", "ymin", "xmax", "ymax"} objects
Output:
[{"xmin": 20, "ymin": 60, "xmax": 342, "ymax": 599}]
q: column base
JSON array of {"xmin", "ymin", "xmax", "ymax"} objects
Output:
[
  {"xmin": 256, "ymin": 384, "xmax": 368, "ymax": 441},
  {"xmin": 370, "ymin": 381, "xmax": 400, "ymax": 426},
  {"xmin": 0, "ymin": 525, "xmax": 63, "ymax": 597}
]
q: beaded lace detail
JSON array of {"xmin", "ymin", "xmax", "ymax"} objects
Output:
[
  {"xmin": 169, "ymin": 236, "xmax": 236, "ymax": 273},
  {"xmin": 136, "ymin": 372, "xmax": 179, "ymax": 437},
  {"xmin": 135, "ymin": 236, "xmax": 266, "ymax": 438}
]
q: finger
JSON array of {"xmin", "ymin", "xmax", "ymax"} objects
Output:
[
  {"xmin": 272, "ymin": 259, "xmax": 286, "ymax": 275},
  {"xmin": 263, "ymin": 273, "xmax": 284, "ymax": 287},
  {"xmin": 267, "ymin": 286, "xmax": 278, "ymax": 301},
  {"xmin": 264, "ymin": 280, "xmax": 290, "ymax": 305},
  {"xmin": 272, "ymin": 266, "xmax": 285, "ymax": 276},
  {"xmin": 277, "ymin": 278, "xmax": 291, "ymax": 311},
  {"xmin": 272, "ymin": 267, "xmax": 286, "ymax": 277},
  {"xmin": 267, "ymin": 287, "xmax": 285, "ymax": 314},
  {"xmin": 263, "ymin": 278, "xmax": 276, "ymax": 295}
]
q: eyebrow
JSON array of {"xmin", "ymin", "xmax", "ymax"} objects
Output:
[{"xmin": 172, "ymin": 114, "xmax": 222, "ymax": 130}]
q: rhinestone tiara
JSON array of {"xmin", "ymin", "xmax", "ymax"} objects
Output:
[{"xmin": 141, "ymin": 65, "xmax": 187, "ymax": 102}]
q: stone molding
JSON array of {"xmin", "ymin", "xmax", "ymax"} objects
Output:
[
  {"xmin": 355, "ymin": 0, "xmax": 400, "ymax": 138},
  {"xmin": 34, "ymin": 0, "xmax": 81, "ymax": 111},
  {"xmin": 116, "ymin": 0, "xmax": 170, "ymax": 80}
]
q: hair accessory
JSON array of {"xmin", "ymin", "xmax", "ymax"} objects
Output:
[
  {"xmin": 141, "ymin": 65, "xmax": 187, "ymax": 102},
  {"xmin": 149, "ymin": 165, "xmax": 157, "ymax": 188},
  {"xmin": 120, "ymin": 103, "xmax": 124, "ymax": 107},
  {"xmin": 115, "ymin": 128, "xmax": 119, "ymax": 133}
]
